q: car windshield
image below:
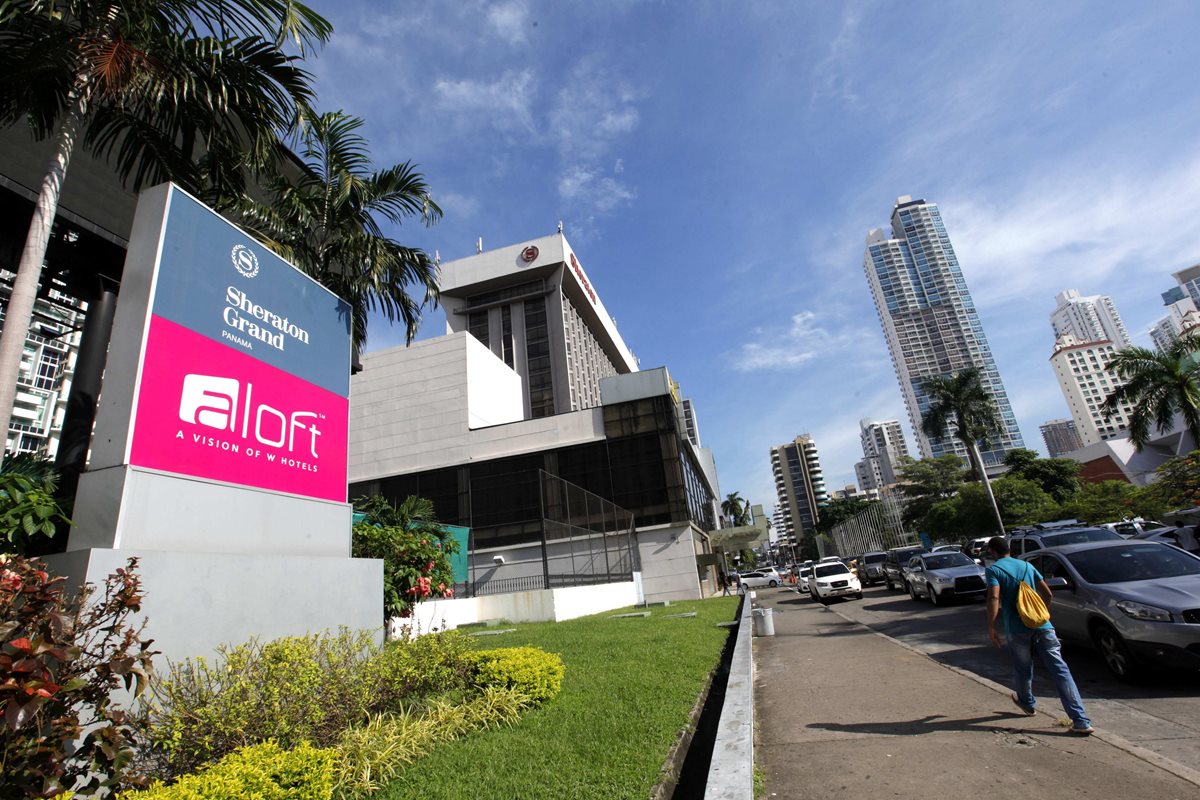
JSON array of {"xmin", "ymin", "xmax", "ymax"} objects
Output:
[
  {"xmin": 1066, "ymin": 545, "xmax": 1200, "ymax": 584},
  {"xmin": 1041, "ymin": 529, "xmax": 1122, "ymax": 547},
  {"xmin": 923, "ymin": 554, "xmax": 974, "ymax": 570},
  {"xmin": 864, "ymin": 553, "xmax": 886, "ymax": 563},
  {"xmin": 1133, "ymin": 528, "xmax": 1175, "ymax": 540},
  {"xmin": 815, "ymin": 564, "xmax": 850, "ymax": 578},
  {"xmin": 892, "ymin": 548, "xmax": 923, "ymax": 560}
]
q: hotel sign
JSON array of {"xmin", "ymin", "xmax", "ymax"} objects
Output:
[
  {"xmin": 569, "ymin": 253, "xmax": 597, "ymax": 304},
  {"xmin": 126, "ymin": 187, "xmax": 351, "ymax": 502}
]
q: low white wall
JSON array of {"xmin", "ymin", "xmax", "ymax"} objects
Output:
[
  {"xmin": 637, "ymin": 523, "xmax": 704, "ymax": 603},
  {"xmin": 391, "ymin": 579, "xmax": 638, "ymax": 638}
]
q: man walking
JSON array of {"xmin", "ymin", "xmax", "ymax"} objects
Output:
[{"xmin": 984, "ymin": 536, "xmax": 1094, "ymax": 735}]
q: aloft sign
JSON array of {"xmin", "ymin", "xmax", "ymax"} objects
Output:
[{"xmin": 126, "ymin": 187, "xmax": 350, "ymax": 502}]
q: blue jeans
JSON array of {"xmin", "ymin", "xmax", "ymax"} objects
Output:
[{"xmin": 1007, "ymin": 627, "xmax": 1091, "ymax": 727}]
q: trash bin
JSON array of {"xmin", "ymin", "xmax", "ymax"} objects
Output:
[{"xmin": 751, "ymin": 607, "xmax": 775, "ymax": 637}]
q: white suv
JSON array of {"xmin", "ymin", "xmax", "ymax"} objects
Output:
[
  {"xmin": 739, "ymin": 568, "xmax": 783, "ymax": 588},
  {"xmin": 806, "ymin": 562, "xmax": 862, "ymax": 604}
]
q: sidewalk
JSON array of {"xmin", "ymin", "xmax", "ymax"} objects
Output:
[{"xmin": 753, "ymin": 591, "xmax": 1200, "ymax": 799}]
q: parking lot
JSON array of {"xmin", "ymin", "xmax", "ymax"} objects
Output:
[{"xmin": 764, "ymin": 581, "xmax": 1200, "ymax": 770}]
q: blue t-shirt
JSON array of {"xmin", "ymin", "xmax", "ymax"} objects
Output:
[{"xmin": 986, "ymin": 557, "xmax": 1052, "ymax": 636}]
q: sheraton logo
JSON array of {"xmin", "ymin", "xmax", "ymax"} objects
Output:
[
  {"xmin": 178, "ymin": 374, "xmax": 322, "ymax": 458},
  {"xmin": 231, "ymin": 244, "xmax": 260, "ymax": 278}
]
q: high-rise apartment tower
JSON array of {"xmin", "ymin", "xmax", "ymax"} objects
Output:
[
  {"xmin": 770, "ymin": 434, "xmax": 828, "ymax": 545},
  {"xmin": 855, "ymin": 418, "xmax": 910, "ymax": 491},
  {"xmin": 863, "ymin": 196, "xmax": 1024, "ymax": 465},
  {"xmin": 1040, "ymin": 418, "xmax": 1083, "ymax": 458},
  {"xmin": 1050, "ymin": 334, "xmax": 1136, "ymax": 446},
  {"xmin": 1050, "ymin": 289, "xmax": 1131, "ymax": 348}
]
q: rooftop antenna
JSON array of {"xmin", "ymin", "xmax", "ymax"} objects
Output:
[
  {"xmin": 434, "ymin": 249, "xmax": 441, "ymax": 266},
  {"xmin": 557, "ymin": 220, "xmax": 563, "ymax": 234},
  {"xmin": 476, "ymin": 237, "xmax": 483, "ymax": 254}
]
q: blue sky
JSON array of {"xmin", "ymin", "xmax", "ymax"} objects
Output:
[{"xmin": 305, "ymin": 1, "xmax": 1200, "ymax": 512}]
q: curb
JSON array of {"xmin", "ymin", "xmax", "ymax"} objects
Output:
[{"xmin": 825, "ymin": 603, "xmax": 1200, "ymax": 790}]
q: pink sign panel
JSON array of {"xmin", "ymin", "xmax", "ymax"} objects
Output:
[{"xmin": 130, "ymin": 315, "xmax": 348, "ymax": 502}]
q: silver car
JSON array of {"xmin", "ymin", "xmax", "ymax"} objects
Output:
[
  {"xmin": 904, "ymin": 552, "xmax": 987, "ymax": 605},
  {"xmin": 1022, "ymin": 541, "xmax": 1200, "ymax": 682}
]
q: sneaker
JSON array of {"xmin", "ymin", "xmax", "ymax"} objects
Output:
[
  {"xmin": 1010, "ymin": 693, "xmax": 1036, "ymax": 716},
  {"xmin": 1069, "ymin": 722, "xmax": 1095, "ymax": 735}
]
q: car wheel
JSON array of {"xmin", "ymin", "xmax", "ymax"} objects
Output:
[
  {"xmin": 769, "ymin": 580, "xmax": 778, "ymax": 587},
  {"xmin": 908, "ymin": 581, "xmax": 920, "ymax": 601},
  {"xmin": 929, "ymin": 586, "xmax": 942, "ymax": 606},
  {"xmin": 819, "ymin": 594, "xmax": 830, "ymax": 605},
  {"xmin": 854, "ymin": 592, "xmax": 863, "ymax": 600},
  {"xmin": 885, "ymin": 576, "xmax": 894, "ymax": 591},
  {"xmin": 1092, "ymin": 623, "xmax": 1142, "ymax": 683}
]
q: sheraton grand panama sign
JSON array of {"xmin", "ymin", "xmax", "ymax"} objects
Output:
[{"xmin": 126, "ymin": 187, "xmax": 351, "ymax": 502}]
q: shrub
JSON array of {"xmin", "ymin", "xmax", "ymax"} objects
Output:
[
  {"xmin": 351, "ymin": 495, "xmax": 460, "ymax": 618},
  {"xmin": 464, "ymin": 646, "xmax": 565, "ymax": 704},
  {"xmin": 0, "ymin": 468, "xmax": 70, "ymax": 556},
  {"xmin": 147, "ymin": 629, "xmax": 478, "ymax": 779},
  {"xmin": 332, "ymin": 686, "xmax": 532, "ymax": 798},
  {"xmin": 1, "ymin": 556, "xmax": 156, "ymax": 798},
  {"xmin": 128, "ymin": 741, "xmax": 334, "ymax": 800}
]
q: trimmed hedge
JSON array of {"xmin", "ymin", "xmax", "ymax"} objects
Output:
[
  {"xmin": 464, "ymin": 646, "xmax": 565, "ymax": 703},
  {"xmin": 127, "ymin": 741, "xmax": 334, "ymax": 800}
]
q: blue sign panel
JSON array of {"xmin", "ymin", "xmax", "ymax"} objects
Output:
[{"xmin": 151, "ymin": 187, "xmax": 351, "ymax": 396}]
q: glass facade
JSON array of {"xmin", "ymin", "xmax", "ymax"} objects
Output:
[
  {"xmin": 524, "ymin": 297, "xmax": 554, "ymax": 418},
  {"xmin": 350, "ymin": 396, "xmax": 716, "ymax": 550}
]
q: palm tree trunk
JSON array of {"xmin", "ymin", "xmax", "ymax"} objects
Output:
[
  {"xmin": 966, "ymin": 438, "xmax": 1005, "ymax": 536},
  {"xmin": 0, "ymin": 83, "xmax": 88, "ymax": 466}
]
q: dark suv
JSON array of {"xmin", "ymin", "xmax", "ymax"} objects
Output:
[
  {"xmin": 882, "ymin": 545, "xmax": 927, "ymax": 591},
  {"xmin": 1008, "ymin": 526, "xmax": 1121, "ymax": 557},
  {"xmin": 855, "ymin": 551, "xmax": 887, "ymax": 585}
]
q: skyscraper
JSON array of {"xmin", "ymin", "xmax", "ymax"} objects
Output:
[
  {"xmin": 770, "ymin": 434, "xmax": 828, "ymax": 546},
  {"xmin": 1049, "ymin": 334, "xmax": 1136, "ymax": 446},
  {"xmin": 1150, "ymin": 280, "xmax": 1200, "ymax": 353},
  {"xmin": 1050, "ymin": 289, "xmax": 1132, "ymax": 348},
  {"xmin": 1040, "ymin": 418, "xmax": 1083, "ymax": 458},
  {"xmin": 863, "ymin": 196, "xmax": 1024, "ymax": 466},
  {"xmin": 856, "ymin": 418, "xmax": 910, "ymax": 490}
]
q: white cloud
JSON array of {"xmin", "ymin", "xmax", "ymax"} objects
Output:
[
  {"xmin": 433, "ymin": 69, "xmax": 537, "ymax": 131},
  {"xmin": 810, "ymin": 4, "xmax": 864, "ymax": 106},
  {"xmin": 436, "ymin": 191, "xmax": 480, "ymax": 219},
  {"xmin": 943, "ymin": 153, "xmax": 1200, "ymax": 311},
  {"xmin": 732, "ymin": 311, "xmax": 861, "ymax": 372},
  {"xmin": 486, "ymin": 1, "xmax": 530, "ymax": 45}
]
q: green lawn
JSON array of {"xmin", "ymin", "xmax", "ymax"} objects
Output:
[{"xmin": 378, "ymin": 596, "xmax": 740, "ymax": 800}]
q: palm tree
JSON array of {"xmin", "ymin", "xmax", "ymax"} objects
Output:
[
  {"xmin": 233, "ymin": 110, "xmax": 441, "ymax": 349},
  {"xmin": 921, "ymin": 368, "xmax": 1006, "ymax": 535},
  {"xmin": 1101, "ymin": 334, "xmax": 1200, "ymax": 453},
  {"xmin": 0, "ymin": 0, "xmax": 331, "ymax": 464},
  {"xmin": 722, "ymin": 491, "xmax": 750, "ymax": 527}
]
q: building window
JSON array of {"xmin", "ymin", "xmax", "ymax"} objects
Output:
[
  {"xmin": 468, "ymin": 310, "xmax": 489, "ymax": 348},
  {"xmin": 501, "ymin": 305, "xmax": 514, "ymax": 368},
  {"xmin": 524, "ymin": 298, "xmax": 554, "ymax": 418}
]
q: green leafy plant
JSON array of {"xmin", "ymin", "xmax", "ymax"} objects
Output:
[
  {"xmin": 1, "ymin": 556, "xmax": 156, "ymax": 798},
  {"xmin": 332, "ymin": 686, "xmax": 531, "ymax": 798},
  {"xmin": 127, "ymin": 741, "xmax": 334, "ymax": 800},
  {"xmin": 464, "ymin": 646, "xmax": 566, "ymax": 704},
  {"xmin": 0, "ymin": 472, "xmax": 70, "ymax": 555},
  {"xmin": 146, "ymin": 629, "xmax": 478, "ymax": 779},
  {"xmin": 351, "ymin": 496, "xmax": 459, "ymax": 617}
]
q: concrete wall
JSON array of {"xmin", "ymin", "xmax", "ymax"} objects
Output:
[
  {"xmin": 43, "ymin": 548, "xmax": 383, "ymax": 665},
  {"xmin": 465, "ymin": 336, "xmax": 524, "ymax": 428},
  {"xmin": 392, "ymin": 579, "xmax": 640, "ymax": 636},
  {"xmin": 637, "ymin": 523, "xmax": 705, "ymax": 603}
]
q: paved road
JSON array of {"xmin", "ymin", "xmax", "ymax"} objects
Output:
[{"xmin": 763, "ymin": 581, "xmax": 1200, "ymax": 770}]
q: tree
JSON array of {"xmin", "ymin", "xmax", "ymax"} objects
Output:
[
  {"xmin": 1002, "ymin": 448, "xmax": 1082, "ymax": 503},
  {"xmin": 1059, "ymin": 480, "xmax": 1163, "ymax": 525},
  {"xmin": 722, "ymin": 491, "xmax": 750, "ymax": 527},
  {"xmin": 895, "ymin": 455, "xmax": 968, "ymax": 530},
  {"xmin": 1144, "ymin": 450, "xmax": 1200, "ymax": 510},
  {"xmin": 0, "ymin": 0, "xmax": 332, "ymax": 465},
  {"xmin": 920, "ymin": 368, "xmax": 1006, "ymax": 535},
  {"xmin": 1101, "ymin": 334, "xmax": 1200, "ymax": 453},
  {"xmin": 234, "ymin": 110, "xmax": 441, "ymax": 349}
]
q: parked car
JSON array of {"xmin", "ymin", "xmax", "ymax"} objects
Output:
[
  {"xmin": 1133, "ymin": 526, "xmax": 1200, "ymax": 555},
  {"xmin": 882, "ymin": 545, "xmax": 927, "ymax": 591},
  {"xmin": 962, "ymin": 536, "xmax": 993, "ymax": 559},
  {"xmin": 806, "ymin": 561, "xmax": 863, "ymax": 604},
  {"xmin": 904, "ymin": 552, "xmax": 988, "ymax": 605},
  {"xmin": 1099, "ymin": 519, "xmax": 1168, "ymax": 538},
  {"xmin": 855, "ymin": 551, "xmax": 887, "ymax": 585},
  {"xmin": 1008, "ymin": 526, "xmax": 1122, "ymax": 557},
  {"xmin": 930, "ymin": 544, "xmax": 962, "ymax": 553},
  {"xmin": 818, "ymin": 556, "xmax": 842, "ymax": 563},
  {"xmin": 1021, "ymin": 541, "xmax": 1200, "ymax": 681},
  {"xmin": 739, "ymin": 568, "xmax": 783, "ymax": 588},
  {"xmin": 796, "ymin": 566, "xmax": 813, "ymax": 586}
]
